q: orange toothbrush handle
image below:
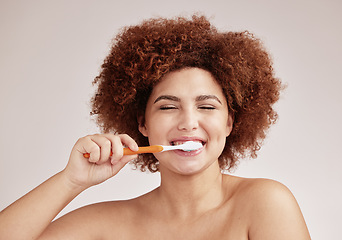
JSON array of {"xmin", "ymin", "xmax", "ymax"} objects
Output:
[
  {"xmin": 82, "ymin": 152, "xmax": 113, "ymax": 158},
  {"xmin": 83, "ymin": 145, "xmax": 164, "ymax": 158},
  {"xmin": 123, "ymin": 145, "xmax": 164, "ymax": 155}
]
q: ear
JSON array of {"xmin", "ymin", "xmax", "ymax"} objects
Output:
[
  {"xmin": 137, "ymin": 115, "xmax": 148, "ymax": 137},
  {"xmin": 225, "ymin": 113, "xmax": 234, "ymax": 137}
]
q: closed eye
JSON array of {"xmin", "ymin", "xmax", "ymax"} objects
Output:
[
  {"xmin": 159, "ymin": 105, "xmax": 178, "ymax": 110},
  {"xmin": 198, "ymin": 105, "xmax": 216, "ymax": 110}
]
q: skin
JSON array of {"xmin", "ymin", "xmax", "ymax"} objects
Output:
[{"xmin": 0, "ymin": 68, "xmax": 311, "ymax": 239}]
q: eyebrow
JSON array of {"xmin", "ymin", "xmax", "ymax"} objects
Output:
[
  {"xmin": 154, "ymin": 95, "xmax": 180, "ymax": 103},
  {"xmin": 154, "ymin": 94, "xmax": 222, "ymax": 104},
  {"xmin": 196, "ymin": 95, "xmax": 222, "ymax": 104}
]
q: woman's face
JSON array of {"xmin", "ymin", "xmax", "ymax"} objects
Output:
[{"xmin": 139, "ymin": 67, "xmax": 233, "ymax": 175}]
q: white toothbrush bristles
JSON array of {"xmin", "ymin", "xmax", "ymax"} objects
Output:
[{"xmin": 180, "ymin": 141, "xmax": 203, "ymax": 151}]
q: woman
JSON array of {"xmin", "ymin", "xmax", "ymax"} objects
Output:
[{"xmin": 0, "ymin": 15, "xmax": 311, "ymax": 239}]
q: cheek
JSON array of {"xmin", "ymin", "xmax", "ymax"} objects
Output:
[
  {"xmin": 145, "ymin": 115, "xmax": 174, "ymax": 143},
  {"xmin": 204, "ymin": 116, "xmax": 229, "ymax": 140},
  {"xmin": 206, "ymin": 119, "xmax": 228, "ymax": 156},
  {"xmin": 147, "ymin": 114, "xmax": 172, "ymax": 130}
]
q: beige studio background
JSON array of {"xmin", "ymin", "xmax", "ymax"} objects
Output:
[{"xmin": 1, "ymin": 0, "xmax": 341, "ymax": 238}]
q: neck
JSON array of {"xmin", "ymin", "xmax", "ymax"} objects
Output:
[{"xmin": 156, "ymin": 162, "xmax": 225, "ymax": 219}]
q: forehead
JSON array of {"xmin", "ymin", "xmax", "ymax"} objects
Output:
[{"xmin": 150, "ymin": 68, "xmax": 225, "ymax": 100}]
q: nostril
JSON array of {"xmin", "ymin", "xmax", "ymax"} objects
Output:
[{"xmin": 177, "ymin": 115, "xmax": 199, "ymax": 131}]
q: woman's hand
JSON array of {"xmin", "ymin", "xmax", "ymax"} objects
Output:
[
  {"xmin": 0, "ymin": 133, "xmax": 139, "ymax": 240},
  {"xmin": 63, "ymin": 133, "xmax": 139, "ymax": 190}
]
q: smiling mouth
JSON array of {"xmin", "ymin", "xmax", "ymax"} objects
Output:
[{"xmin": 170, "ymin": 140, "xmax": 206, "ymax": 151}]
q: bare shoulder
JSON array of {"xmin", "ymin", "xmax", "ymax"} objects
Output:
[
  {"xmin": 227, "ymin": 176, "xmax": 311, "ymax": 240},
  {"xmin": 234, "ymin": 177, "xmax": 296, "ymax": 201},
  {"xmin": 224, "ymin": 175, "xmax": 293, "ymax": 200},
  {"xmin": 41, "ymin": 195, "xmax": 146, "ymax": 239}
]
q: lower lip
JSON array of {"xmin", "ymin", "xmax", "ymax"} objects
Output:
[{"xmin": 173, "ymin": 146, "xmax": 204, "ymax": 157}]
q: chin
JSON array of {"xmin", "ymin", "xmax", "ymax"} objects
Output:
[{"xmin": 172, "ymin": 162, "xmax": 214, "ymax": 176}]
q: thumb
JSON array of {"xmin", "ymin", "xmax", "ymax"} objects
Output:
[{"xmin": 110, "ymin": 154, "xmax": 137, "ymax": 175}]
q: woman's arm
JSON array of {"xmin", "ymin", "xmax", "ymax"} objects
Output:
[
  {"xmin": 0, "ymin": 172, "xmax": 84, "ymax": 239},
  {"xmin": 248, "ymin": 179, "xmax": 311, "ymax": 240},
  {"xmin": 0, "ymin": 134, "xmax": 138, "ymax": 240}
]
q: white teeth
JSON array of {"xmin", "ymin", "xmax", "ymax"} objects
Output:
[{"xmin": 171, "ymin": 140, "xmax": 204, "ymax": 146}]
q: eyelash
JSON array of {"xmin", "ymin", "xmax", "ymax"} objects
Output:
[
  {"xmin": 199, "ymin": 106, "xmax": 216, "ymax": 110},
  {"xmin": 159, "ymin": 105, "xmax": 216, "ymax": 110},
  {"xmin": 159, "ymin": 106, "xmax": 177, "ymax": 110}
]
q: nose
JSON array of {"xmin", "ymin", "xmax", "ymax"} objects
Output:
[{"xmin": 177, "ymin": 108, "xmax": 199, "ymax": 131}]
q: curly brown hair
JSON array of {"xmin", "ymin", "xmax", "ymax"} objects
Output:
[{"xmin": 91, "ymin": 15, "xmax": 283, "ymax": 172}]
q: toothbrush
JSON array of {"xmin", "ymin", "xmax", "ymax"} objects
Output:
[
  {"xmin": 123, "ymin": 141, "xmax": 203, "ymax": 155},
  {"xmin": 83, "ymin": 141, "xmax": 202, "ymax": 158}
]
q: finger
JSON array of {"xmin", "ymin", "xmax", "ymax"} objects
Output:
[
  {"xmin": 83, "ymin": 133, "xmax": 139, "ymax": 165},
  {"xmin": 111, "ymin": 154, "xmax": 138, "ymax": 172},
  {"xmin": 111, "ymin": 152, "xmax": 137, "ymax": 165},
  {"xmin": 89, "ymin": 135, "xmax": 112, "ymax": 164},
  {"xmin": 121, "ymin": 154, "xmax": 138, "ymax": 164},
  {"xmin": 78, "ymin": 136, "xmax": 101, "ymax": 163},
  {"xmin": 107, "ymin": 136, "xmax": 124, "ymax": 163},
  {"xmin": 103, "ymin": 134, "xmax": 138, "ymax": 162},
  {"xmin": 117, "ymin": 134, "xmax": 139, "ymax": 152}
]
